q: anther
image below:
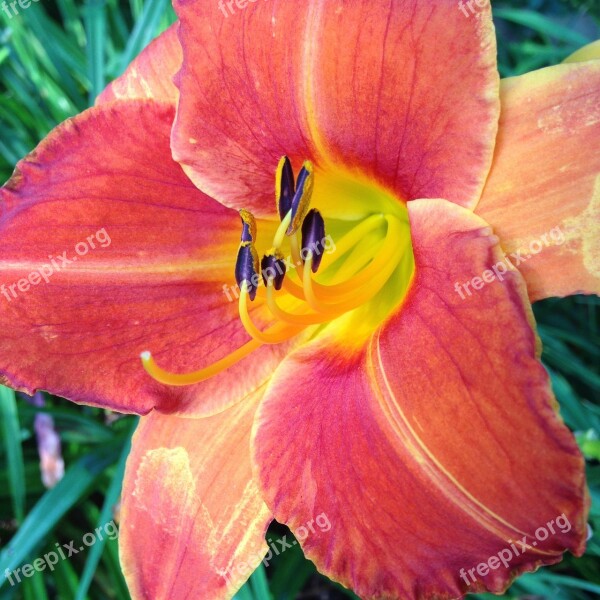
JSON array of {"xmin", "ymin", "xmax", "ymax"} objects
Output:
[
  {"xmin": 287, "ymin": 161, "xmax": 314, "ymax": 235},
  {"xmin": 261, "ymin": 250, "xmax": 286, "ymax": 290},
  {"xmin": 301, "ymin": 209, "xmax": 326, "ymax": 273},
  {"xmin": 239, "ymin": 209, "xmax": 257, "ymax": 243},
  {"xmin": 235, "ymin": 209, "xmax": 260, "ymax": 301},
  {"xmin": 276, "ymin": 156, "xmax": 295, "ymax": 222}
]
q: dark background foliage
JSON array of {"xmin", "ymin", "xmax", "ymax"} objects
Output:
[{"xmin": 0, "ymin": 0, "xmax": 599, "ymax": 598}]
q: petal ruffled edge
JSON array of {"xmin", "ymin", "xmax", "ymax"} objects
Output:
[{"xmin": 96, "ymin": 24, "xmax": 181, "ymax": 106}]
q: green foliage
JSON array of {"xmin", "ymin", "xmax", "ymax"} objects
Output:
[{"xmin": 0, "ymin": 0, "xmax": 599, "ymax": 598}]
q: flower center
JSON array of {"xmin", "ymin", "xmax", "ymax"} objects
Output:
[{"xmin": 141, "ymin": 158, "xmax": 415, "ymax": 386}]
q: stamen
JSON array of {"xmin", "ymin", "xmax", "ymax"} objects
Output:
[
  {"xmin": 235, "ymin": 243, "xmax": 260, "ymax": 301},
  {"xmin": 301, "ymin": 209, "xmax": 326, "ymax": 273},
  {"xmin": 272, "ymin": 209, "xmax": 293, "ymax": 250},
  {"xmin": 238, "ymin": 282, "xmax": 302, "ymax": 343},
  {"xmin": 303, "ymin": 215, "xmax": 406, "ymax": 313},
  {"xmin": 318, "ymin": 214, "xmax": 385, "ymax": 272},
  {"xmin": 141, "ymin": 157, "xmax": 411, "ymax": 390},
  {"xmin": 276, "ymin": 156, "xmax": 295, "ymax": 221},
  {"xmin": 266, "ymin": 279, "xmax": 326, "ymax": 326},
  {"xmin": 261, "ymin": 251, "xmax": 286, "ymax": 290},
  {"xmin": 311, "ymin": 215, "xmax": 405, "ymax": 299},
  {"xmin": 235, "ymin": 209, "xmax": 260, "ymax": 301},
  {"xmin": 287, "ymin": 161, "xmax": 314, "ymax": 235},
  {"xmin": 140, "ymin": 344, "xmax": 260, "ymax": 386},
  {"xmin": 281, "ymin": 214, "xmax": 386, "ymax": 300},
  {"xmin": 239, "ymin": 209, "xmax": 257, "ymax": 243}
]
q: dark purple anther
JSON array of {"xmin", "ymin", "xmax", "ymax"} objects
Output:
[
  {"xmin": 301, "ymin": 209, "xmax": 326, "ymax": 273},
  {"xmin": 276, "ymin": 156, "xmax": 295, "ymax": 222},
  {"xmin": 235, "ymin": 243, "xmax": 259, "ymax": 300},
  {"xmin": 261, "ymin": 252, "xmax": 286, "ymax": 290}
]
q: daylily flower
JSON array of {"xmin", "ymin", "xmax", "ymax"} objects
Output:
[{"xmin": 0, "ymin": 1, "xmax": 599, "ymax": 598}]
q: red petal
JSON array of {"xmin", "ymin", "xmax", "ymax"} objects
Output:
[
  {"xmin": 121, "ymin": 397, "xmax": 271, "ymax": 599},
  {"xmin": 0, "ymin": 100, "xmax": 285, "ymax": 415},
  {"xmin": 172, "ymin": 1, "xmax": 499, "ymax": 216},
  {"xmin": 252, "ymin": 199, "xmax": 587, "ymax": 599},
  {"xmin": 477, "ymin": 61, "xmax": 600, "ymax": 300},
  {"xmin": 96, "ymin": 25, "xmax": 181, "ymax": 105}
]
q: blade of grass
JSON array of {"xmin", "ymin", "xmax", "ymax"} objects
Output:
[
  {"xmin": 494, "ymin": 8, "xmax": 591, "ymax": 47},
  {"xmin": 22, "ymin": 570, "xmax": 49, "ymax": 600},
  {"xmin": 118, "ymin": 0, "xmax": 170, "ymax": 75},
  {"xmin": 52, "ymin": 552, "xmax": 79, "ymax": 600},
  {"xmin": 84, "ymin": 0, "xmax": 107, "ymax": 104},
  {"xmin": 249, "ymin": 564, "xmax": 272, "ymax": 600},
  {"xmin": 0, "ymin": 386, "xmax": 26, "ymax": 524},
  {"xmin": 100, "ymin": 535, "xmax": 130, "ymax": 600},
  {"xmin": 535, "ymin": 573, "xmax": 600, "ymax": 595},
  {"xmin": 233, "ymin": 582, "xmax": 256, "ymax": 600}
]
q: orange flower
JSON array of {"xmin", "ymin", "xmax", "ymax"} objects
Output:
[{"xmin": 1, "ymin": 2, "xmax": 598, "ymax": 598}]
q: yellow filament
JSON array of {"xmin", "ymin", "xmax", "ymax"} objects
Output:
[
  {"xmin": 272, "ymin": 210, "xmax": 292, "ymax": 250},
  {"xmin": 266, "ymin": 280, "xmax": 326, "ymax": 326},
  {"xmin": 330, "ymin": 235, "xmax": 383, "ymax": 284},
  {"xmin": 290, "ymin": 234, "xmax": 305, "ymax": 281},
  {"xmin": 142, "ymin": 213, "xmax": 407, "ymax": 387},
  {"xmin": 282, "ymin": 213, "xmax": 386, "ymax": 300},
  {"xmin": 318, "ymin": 213, "xmax": 385, "ymax": 271},
  {"xmin": 140, "ymin": 343, "xmax": 261, "ymax": 386},
  {"xmin": 312, "ymin": 215, "xmax": 404, "ymax": 298},
  {"xmin": 238, "ymin": 282, "xmax": 302, "ymax": 343},
  {"xmin": 303, "ymin": 215, "xmax": 405, "ymax": 313}
]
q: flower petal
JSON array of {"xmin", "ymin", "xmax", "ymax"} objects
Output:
[
  {"xmin": 121, "ymin": 396, "xmax": 272, "ymax": 599},
  {"xmin": 477, "ymin": 61, "xmax": 600, "ymax": 300},
  {"xmin": 0, "ymin": 100, "xmax": 285, "ymax": 416},
  {"xmin": 96, "ymin": 24, "xmax": 181, "ymax": 106},
  {"xmin": 172, "ymin": 0, "xmax": 499, "ymax": 215},
  {"xmin": 252, "ymin": 199, "xmax": 587, "ymax": 599}
]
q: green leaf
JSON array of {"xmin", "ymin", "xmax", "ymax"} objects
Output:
[
  {"xmin": 84, "ymin": 0, "xmax": 107, "ymax": 103},
  {"xmin": 249, "ymin": 564, "xmax": 272, "ymax": 600},
  {"xmin": 494, "ymin": 8, "xmax": 591, "ymax": 47},
  {"xmin": 0, "ymin": 386, "xmax": 26, "ymax": 524},
  {"xmin": 118, "ymin": 0, "xmax": 171, "ymax": 75}
]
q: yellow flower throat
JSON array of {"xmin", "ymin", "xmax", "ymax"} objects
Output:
[{"xmin": 141, "ymin": 157, "xmax": 415, "ymax": 386}]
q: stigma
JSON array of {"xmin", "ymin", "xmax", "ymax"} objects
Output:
[{"xmin": 141, "ymin": 157, "xmax": 411, "ymax": 386}]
